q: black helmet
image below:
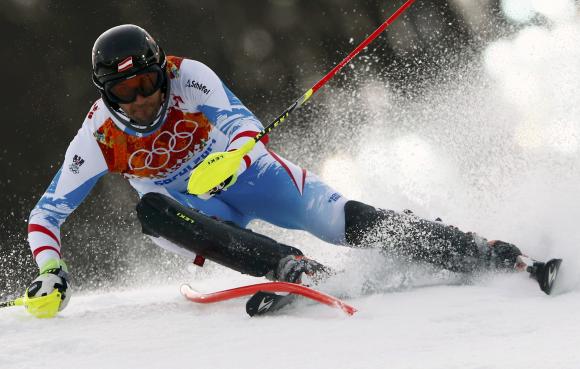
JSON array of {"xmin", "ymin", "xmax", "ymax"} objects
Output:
[{"xmin": 92, "ymin": 24, "xmax": 170, "ymax": 134}]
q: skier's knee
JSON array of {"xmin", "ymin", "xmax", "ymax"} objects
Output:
[{"xmin": 344, "ymin": 200, "xmax": 390, "ymax": 246}]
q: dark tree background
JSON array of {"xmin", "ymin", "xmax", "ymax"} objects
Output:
[{"xmin": 0, "ymin": 0, "xmax": 508, "ymax": 297}]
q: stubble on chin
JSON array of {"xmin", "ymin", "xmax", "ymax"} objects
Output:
[
  {"xmin": 130, "ymin": 105, "xmax": 157, "ymax": 125},
  {"xmin": 120, "ymin": 92, "xmax": 165, "ymax": 125}
]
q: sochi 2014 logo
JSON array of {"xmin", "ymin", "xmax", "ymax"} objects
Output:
[
  {"xmin": 128, "ymin": 119, "xmax": 199, "ymax": 171},
  {"xmin": 69, "ymin": 155, "xmax": 85, "ymax": 174}
]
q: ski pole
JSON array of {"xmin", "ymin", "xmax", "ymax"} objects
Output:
[
  {"xmin": 1, "ymin": 290, "xmax": 62, "ymax": 318},
  {"xmin": 187, "ymin": 0, "xmax": 417, "ymax": 195},
  {"xmin": 0, "ymin": 297, "xmax": 24, "ymax": 309}
]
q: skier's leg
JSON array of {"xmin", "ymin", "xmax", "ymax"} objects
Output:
[
  {"xmin": 214, "ymin": 151, "xmax": 351, "ymax": 282},
  {"xmin": 343, "ymin": 200, "xmax": 523, "ymax": 273},
  {"xmin": 221, "ymin": 152, "xmax": 522, "ymax": 274},
  {"xmin": 136, "ymin": 192, "xmax": 325, "ymax": 282},
  {"xmin": 220, "ymin": 151, "xmax": 348, "ymax": 244}
]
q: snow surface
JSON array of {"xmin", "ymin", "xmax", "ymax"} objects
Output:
[
  {"xmin": 3, "ymin": 10, "xmax": 580, "ymax": 369},
  {"xmin": 1, "ymin": 270, "xmax": 579, "ymax": 369}
]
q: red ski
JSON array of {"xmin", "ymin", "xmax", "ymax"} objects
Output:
[{"xmin": 180, "ymin": 282, "xmax": 357, "ymax": 316}]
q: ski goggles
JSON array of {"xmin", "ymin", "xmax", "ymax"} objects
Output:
[{"xmin": 104, "ymin": 65, "xmax": 164, "ymax": 104}]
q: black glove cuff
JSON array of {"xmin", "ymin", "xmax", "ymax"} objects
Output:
[{"xmin": 43, "ymin": 267, "xmax": 69, "ymax": 285}]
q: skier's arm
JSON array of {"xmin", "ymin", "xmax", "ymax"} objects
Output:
[
  {"xmin": 201, "ymin": 82, "xmax": 268, "ymax": 172},
  {"xmin": 182, "ymin": 60, "xmax": 268, "ymax": 174},
  {"xmin": 28, "ymin": 123, "xmax": 108, "ymax": 269}
]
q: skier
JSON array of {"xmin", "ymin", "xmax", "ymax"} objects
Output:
[{"xmin": 23, "ymin": 24, "xmax": 556, "ymax": 317}]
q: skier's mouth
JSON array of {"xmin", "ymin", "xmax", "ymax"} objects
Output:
[
  {"xmin": 127, "ymin": 104, "xmax": 158, "ymax": 125},
  {"xmin": 119, "ymin": 90, "xmax": 164, "ymax": 125}
]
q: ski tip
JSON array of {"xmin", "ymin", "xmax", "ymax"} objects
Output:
[
  {"xmin": 179, "ymin": 284, "xmax": 194, "ymax": 296},
  {"xmin": 245, "ymin": 291, "xmax": 264, "ymax": 317},
  {"xmin": 337, "ymin": 302, "xmax": 357, "ymax": 316},
  {"xmin": 541, "ymin": 258, "xmax": 562, "ymax": 295}
]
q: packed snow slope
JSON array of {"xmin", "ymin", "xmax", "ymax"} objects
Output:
[
  {"xmin": 3, "ymin": 11, "xmax": 580, "ymax": 369},
  {"xmin": 1, "ymin": 271, "xmax": 579, "ymax": 369}
]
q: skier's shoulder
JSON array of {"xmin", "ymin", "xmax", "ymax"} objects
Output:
[
  {"xmin": 167, "ymin": 56, "xmax": 216, "ymax": 79},
  {"xmin": 167, "ymin": 55, "xmax": 221, "ymax": 95},
  {"xmin": 80, "ymin": 98, "xmax": 113, "ymax": 135},
  {"xmin": 63, "ymin": 98, "xmax": 111, "ymax": 164}
]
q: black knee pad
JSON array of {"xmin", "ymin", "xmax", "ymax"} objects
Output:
[
  {"xmin": 344, "ymin": 200, "xmax": 485, "ymax": 273},
  {"xmin": 344, "ymin": 200, "xmax": 387, "ymax": 246},
  {"xmin": 136, "ymin": 192, "xmax": 303, "ymax": 277}
]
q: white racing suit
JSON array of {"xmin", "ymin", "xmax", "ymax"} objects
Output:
[{"xmin": 28, "ymin": 56, "xmax": 347, "ymax": 268}]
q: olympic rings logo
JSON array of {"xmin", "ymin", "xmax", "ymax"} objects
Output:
[{"xmin": 128, "ymin": 119, "xmax": 199, "ymax": 170}]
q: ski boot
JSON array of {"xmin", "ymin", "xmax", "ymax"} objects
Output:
[
  {"xmin": 526, "ymin": 258, "xmax": 563, "ymax": 295},
  {"xmin": 247, "ymin": 256, "xmax": 329, "ymax": 316},
  {"xmin": 486, "ymin": 240, "xmax": 524, "ymax": 270},
  {"xmin": 274, "ymin": 255, "xmax": 329, "ymax": 285},
  {"xmin": 487, "ymin": 240, "xmax": 562, "ymax": 295}
]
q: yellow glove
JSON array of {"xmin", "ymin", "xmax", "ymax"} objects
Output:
[{"xmin": 24, "ymin": 259, "xmax": 71, "ymax": 318}]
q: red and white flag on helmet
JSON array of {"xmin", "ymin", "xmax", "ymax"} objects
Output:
[{"xmin": 117, "ymin": 56, "xmax": 133, "ymax": 72}]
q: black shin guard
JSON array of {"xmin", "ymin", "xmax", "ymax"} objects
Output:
[
  {"xmin": 136, "ymin": 193, "xmax": 303, "ymax": 277},
  {"xmin": 344, "ymin": 200, "xmax": 486, "ymax": 273}
]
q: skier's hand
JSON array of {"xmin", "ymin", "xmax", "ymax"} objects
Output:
[
  {"xmin": 198, "ymin": 173, "xmax": 237, "ymax": 200},
  {"xmin": 24, "ymin": 259, "xmax": 71, "ymax": 318}
]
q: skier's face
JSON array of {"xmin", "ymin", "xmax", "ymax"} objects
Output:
[{"xmin": 118, "ymin": 89, "xmax": 164, "ymax": 126}]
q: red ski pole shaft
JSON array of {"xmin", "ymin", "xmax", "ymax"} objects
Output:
[
  {"xmin": 186, "ymin": 0, "xmax": 416, "ymax": 195},
  {"xmin": 254, "ymin": 0, "xmax": 416, "ymax": 143}
]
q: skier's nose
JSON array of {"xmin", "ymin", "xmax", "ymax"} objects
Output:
[{"xmin": 133, "ymin": 94, "xmax": 147, "ymax": 104}]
